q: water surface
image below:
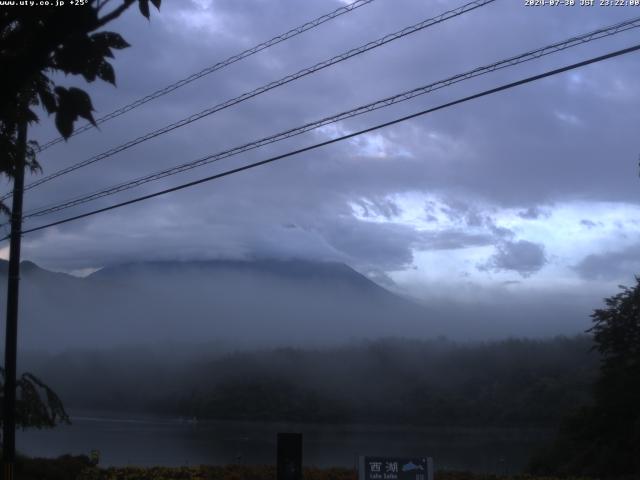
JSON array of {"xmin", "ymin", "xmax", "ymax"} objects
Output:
[{"xmin": 18, "ymin": 411, "xmax": 552, "ymax": 473}]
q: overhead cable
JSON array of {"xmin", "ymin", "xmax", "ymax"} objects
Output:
[
  {"xmin": 10, "ymin": 42, "xmax": 640, "ymax": 240},
  {"xmin": 36, "ymin": 0, "xmax": 378, "ymax": 152},
  {"xmin": 8, "ymin": 0, "xmax": 496, "ymax": 201},
  {"xmin": 21, "ymin": 15, "xmax": 640, "ymax": 220}
]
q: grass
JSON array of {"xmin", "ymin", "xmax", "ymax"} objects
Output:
[{"xmin": 15, "ymin": 455, "xmax": 594, "ymax": 480}]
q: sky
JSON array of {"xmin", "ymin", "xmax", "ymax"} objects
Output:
[{"xmin": 2, "ymin": 0, "xmax": 640, "ymax": 335}]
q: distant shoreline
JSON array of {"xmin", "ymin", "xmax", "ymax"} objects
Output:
[{"xmin": 65, "ymin": 408, "xmax": 558, "ymax": 432}]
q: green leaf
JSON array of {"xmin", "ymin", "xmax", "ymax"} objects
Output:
[
  {"xmin": 38, "ymin": 87, "xmax": 57, "ymax": 114},
  {"xmin": 67, "ymin": 87, "xmax": 96, "ymax": 125},
  {"xmin": 97, "ymin": 61, "xmax": 116, "ymax": 85},
  {"xmin": 138, "ymin": 0, "xmax": 150, "ymax": 19},
  {"xmin": 52, "ymin": 32, "xmax": 125, "ymax": 83},
  {"xmin": 53, "ymin": 86, "xmax": 96, "ymax": 138},
  {"xmin": 54, "ymin": 108, "xmax": 74, "ymax": 140},
  {"xmin": 90, "ymin": 31, "xmax": 130, "ymax": 51},
  {"xmin": 52, "ymin": 34, "xmax": 95, "ymax": 76},
  {"xmin": 25, "ymin": 107, "xmax": 39, "ymax": 124}
]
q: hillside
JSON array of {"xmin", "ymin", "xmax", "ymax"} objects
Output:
[{"xmin": 0, "ymin": 258, "xmax": 437, "ymax": 351}]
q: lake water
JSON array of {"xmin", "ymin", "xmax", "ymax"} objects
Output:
[{"xmin": 18, "ymin": 411, "xmax": 552, "ymax": 474}]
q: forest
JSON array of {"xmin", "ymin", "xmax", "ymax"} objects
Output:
[{"xmin": 22, "ymin": 335, "xmax": 597, "ymax": 427}]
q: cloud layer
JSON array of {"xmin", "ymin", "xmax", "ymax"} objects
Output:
[{"xmin": 3, "ymin": 0, "xmax": 639, "ymax": 335}]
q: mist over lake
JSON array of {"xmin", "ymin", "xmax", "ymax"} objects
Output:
[{"xmin": 0, "ymin": 259, "xmax": 595, "ymax": 353}]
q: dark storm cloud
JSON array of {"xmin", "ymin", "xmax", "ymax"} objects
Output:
[
  {"xmin": 438, "ymin": 198, "xmax": 490, "ymax": 227},
  {"xmin": 479, "ymin": 240, "xmax": 547, "ymax": 277},
  {"xmin": 580, "ymin": 219, "xmax": 599, "ymax": 229},
  {"xmin": 418, "ymin": 230, "xmax": 494, "ymax": 251},
  {"xmin": 519, "ymin": 206, "xmax": 549, "ymax": 220},
  {"xmin": 435, "ymin": 199, "xmax": 519, "ymax": 243},
  {"xmin": 353, "ymin": 196, "xmax": 402, "ymax": 220},
  {"xmin": 574, "ymin": 244, "xmax": 640, "ymax": 281}
]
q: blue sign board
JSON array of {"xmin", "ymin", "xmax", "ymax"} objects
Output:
[{"xmin": 358, "ymin": 456, "xmax": 433, "ymax": 480}]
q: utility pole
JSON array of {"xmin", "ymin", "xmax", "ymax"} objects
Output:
[{"xmin": 2, "ymin": 117, "xmax": 27, "ymax": 480}]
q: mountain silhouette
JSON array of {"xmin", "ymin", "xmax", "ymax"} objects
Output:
[{"xmin": 0, "ymin": 258, "xmax": 437, "ymax": 351}]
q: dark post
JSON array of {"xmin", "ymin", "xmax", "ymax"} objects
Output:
[
  {"xmin": 277, "ymin": 432, "xmax": 302, "ymax": 480},
  {"xmin": 2, "ymin": 118, "xmax": 27, "ymax": 480}
]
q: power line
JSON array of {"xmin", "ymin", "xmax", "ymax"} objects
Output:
[
  {"xmin": 20, "ymin": 15, "xmax": 640, "ymax": 220},
  {"xmin": 35, "ymin": 0, "xmax": 377, "ymax": 152},
  {"xmin": 10, "ymin": 42, "xmax": 640, "ymax": 241},
  {"xmin": 8, "ymin": 0, "xmax": 496, "ymax": 201}
]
